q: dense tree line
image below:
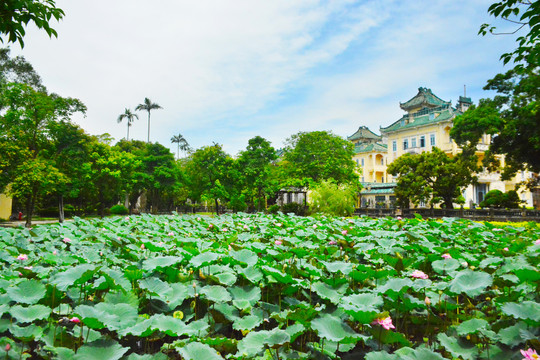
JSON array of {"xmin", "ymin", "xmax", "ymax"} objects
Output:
[{"xmin": 0, "ymin": 49, "xmax": 359, "ymax": 226}]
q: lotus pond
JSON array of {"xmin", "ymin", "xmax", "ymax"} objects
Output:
[{"xmin": 0, "ymin": 213, "xmax": 538, "ymax": 359}]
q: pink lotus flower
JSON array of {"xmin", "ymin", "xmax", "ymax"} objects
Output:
[
  {"xmin": 503, "ymin": 247, "xmax": 509, "ymax": 251},
  {"xmin": 53, "ymin": 250, "xmax": 57, "ymax": 255},
  {"xmin": 425, "ymin": 296, "xmax": 431, "ymax": 306},
  {"xmin": 373, "ymin": 316, "xmax": 395, "ymax": 330},
  {"xmin": 5, "ymin": 343, "xmax": 10, "ymax": 351},
  {"xmin": 313, "ymin": 224, "xmax": 317, "ymax": 229},
  {"xmin": 209, "ymin": 224, "xmax": 213, "ymax": 228},
  {"xmin": 329, "ymin": 240, "xmax": 337, "ymax": 245},
  {"xmin": 168, "ymin": 232, "xmax": 174, "ymax": 236},
  {"xmin": 228, "ymin": 245, "xmax": 232, "ymax": 251},
  {"xmin": 535, "ymin": 239, "xmax": 540, "ymax": 245},
  {"xmin": 196, "ymin": 217, "xmax": 201, "ymax": 221},
  {"xmin": 411, "ymin": 270, "xmax": 429, "ymax": 279},
  {"xmin": 521, "ymin": 348, "xmax": 539, "ymax": 360},
  {"xmin": 63, "ymin": 237, "xmax": 71, "ymax": 243},
  {"xmin": 140, "ymin": 244, "xmax": 145, "ymax": 250},
  {"xmin": 274, "ymin": 240, "xmax": 282, "ymax": 246},
  {"xmin": 341, "ymin": 230, "xmax": 348, "ymax": 236},
  {"xmin": 23, "ymin": 266, "xmax": 33, "ymax": 270},
  {"xmin": 222, "ymin": 228, "xmax": 228, "ymax": 232},
  {"xmin": 17, "ymin": 254, "xmax": 28, "ymax": 261},
  {"xmin": 70, "ymin": 317, "xmax": 81, "ymax": 323},
  {"xmin": 442, "ymin": 253, "xmax": 452, "ymax": 259},
  {"xmin": 348, "ymin": 219, "xmax": 354, "ymax": 223},
  {"xmin": 125, "ymin": 217, "xmax": 129, "ymax": 220},
  {"xmin": 243, "ymin": 225, "xmax": 249, "ymax": 230},
  {"xmin": 276, "ymin": 223, "xmax": 282, "ymax": 227},
  {"xmin": 397, "ymin": 216, "xmax": 402, "ymax": 220}
]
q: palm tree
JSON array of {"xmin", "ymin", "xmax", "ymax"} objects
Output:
[
  {"xmin": 171, "ymin": 133, "xmax": 189, "ymax": 159},
  {"xmin": 135, "ymin": 97, "xmax": 162, "ymax": 143},
  {"xmin": 117, "ymin": 108, "xmax": 138, "ymax": 141}
]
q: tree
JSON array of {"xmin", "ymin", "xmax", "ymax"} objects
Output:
[
  {"xmin": 171, "ymin": 133, "xmax": 189, "ymax": 159},
  {"xmin": 238, "ymin": 136, "xmax": 278, "ymax": 211},
  {"xmin": 135, "ymin": 97, "xmax": 162, "ymax": 143},
  {"xmin": 184, "ymin": 144, "xmax": 235, "ymax": 214},
  {"xmin": 283, "ymin": 131, "xmax": 359, "ymax": 186},
  {"xmin": 309, "ymin": 180, "xmax": 357, "ymax": 216},
  {"xmin": 0, "ymin": 0, "xmax": 64, "ymax": 48},
  {"xmin": 0, "ymin": 47, "xmax": 44, "ymax": 91},
  {"xmin": 387, "ymin": 148, "xmax": 478, "ymax": 209},
  {"xmin": 479, "ymin": 0, "xmax": 539, "ymax": 72},
  {"xmin": 117, "ymin": 108, "xmax": 138, "ymax": 141},
  {"xmin": 451, "ymin": 0, "xmax": 539, "ymax": 183},
  {"xmin": 0, "ymin": 82, "xmax": 86, "ymax": 226},
  {"xmin": 479, "ymin": 189, "xmax": 522, "ymax": 208}
]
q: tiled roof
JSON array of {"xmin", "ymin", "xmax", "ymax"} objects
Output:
[
  {"xmin": 380, "ymin": 108, "xmax": 458, "ymax": 133},
  {"xmin": 400, "ymin": 87, "xmax": 451, "ymax": 111},
  {"xmin": 354, "ymin": 143, "xmax": 387, "ymax": 153},
  {"xmin": 360, "ymin": 182, "xmax": 397, "ymax": 195},
  {"xmin": 348, "ymin": 126, "xmax": 381, "ymax": 141}
]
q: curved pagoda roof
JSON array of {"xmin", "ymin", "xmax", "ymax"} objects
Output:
[
  {"xmin": 400, "ymin": 87, "xmax": 450, "ymax": 111},
  {"xmin": 348, "ymin": 126, "xmax": 381, "ymax": 142}
]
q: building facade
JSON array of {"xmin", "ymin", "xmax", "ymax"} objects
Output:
[
  {"xmin": 351, "ymin": 87, "xmax": 536, "ymax": 208},
  {"xmin": 0, "ymin": 193, "xmax": 12, "ymax": 220}
]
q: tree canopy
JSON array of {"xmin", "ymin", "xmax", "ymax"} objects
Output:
[
  {"xmin": 387, "ymin": 148, "xmax": 478, "ymax": 209},
  {"xmin": 0, "ymin": 0, "xmax": 64, "ymax": 48},
  {"xmin": 283, "ymin": 131, "xmax": 359, "ymax": 186}
]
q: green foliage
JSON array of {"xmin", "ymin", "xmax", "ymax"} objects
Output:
[
  {"xmin": 0, "ymin": 0, "xmax": 64, "ymax": 48},
  {"xmin": 309, "ymin": 180, "xmax": 357, "ymax": 216},
  {"xmin": 267, "ymin": 204, "xmax": 280, "ymax": 214},
  {"xmin": 109, "ymin": 204, "xmax": 128, "ymax": 215},
  {"xmin": 283, "ymin": 130, "xmax": 359, "ymax": 186},
  {"xmin": 280, "ymin": 202, "xmax": 306, "ymax": 216},
  {"xmin": 387, "ymin": 148, "xmax": 478, "ymax": 209},
  {"xmin": 480, "ymin": 189, "xmax": 522, "ymax": 208},
  {"xmin": 0, "ymin": 213, "xmax": 537, "ymax": 358}
]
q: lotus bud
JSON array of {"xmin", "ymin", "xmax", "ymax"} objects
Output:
[{"xmin": 5, "ymin": 343, "xmax": 10, "ymax": 352}]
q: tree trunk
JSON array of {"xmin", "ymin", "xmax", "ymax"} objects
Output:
[
  {"xmin": 214, "ymin": 198, "xmax": 219, "ymax": 215},
  {"xmin": 58, "ymin": 194, "xmax": 65, "ymax": 223},
  {"xmin": 443, "ymin": 198, "xmax": 454, "ymax": 209},
  {"xmin": 25, "ymin": 190, "xmax": 37, "ymax": 228},
  {"xmin": 147, "ymin": 113, "xmax": 151, "ymax": 143}
]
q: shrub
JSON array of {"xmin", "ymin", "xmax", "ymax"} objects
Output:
[
  {"xmin": 267, "ymin": 204, "xmax": 280, "ymax": 214},
  {"xmin": 480, "ymin": 190, "xmax": 522, "ymax": 208},
  {"xmin": 110, "ymin": 204, "xmax": 129, "ymax": 215},
  {"xmin": 281, "ymin": 202, "xmax": 306, "ymax": 216},
  {"xmin": 309, "ymin": 180, "xmax": 357, "ymax": 216}
]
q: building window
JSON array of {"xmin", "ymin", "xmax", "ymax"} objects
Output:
[
  {"xmin": 381, "ymin": 158, "xmax": 384, "ymax": 165},
  {"xmin": 430, "ymin": 134, "xmax": 436, "ymax": 146},
  {"xmin": 420, "ymin": 135, "xmax": 425, "ymax": 147},
  {"xmin": 355, "ymin": 159, "xmax": 359, "ymax": 165},
  {"xmin": 361, "ymin": 158, "xmax": 364, "ymax": 166},
  {"xmin": 411, "ymin": 137, "xmax": 417, "ymax": 148},
  {"xmin": 475, "ymin": 184, "xmax": 488, "ymax": 203},
  {"xmin": 403, "ymin": 139, "xmax": 408, "ymax": 150},
  {"xmin": 392, "ymin": 140, "xmax": 397, "ymax": 152}
]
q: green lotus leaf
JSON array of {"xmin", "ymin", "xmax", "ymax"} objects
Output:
[
  {"xmin": 321, "ymin": 260, "xmax": 353, "ymax": 275},
  {"xmin": 46, "ymin": 346, "xmax": 75, "ymax": 360},
  {"xmin": 10, "ymin": 304, "xmax": 51, "ymax": 323},
  {"xmin": 73, "ymin": 339, "xmax": 128, "ymax": 360},
  {"xmin": 101, "ymin": 268, "xmax": 132, "ymax": 291},
  {"xmin": 497, "ymin": 322, "xmax": 529, "ymax": 346},
  {"xmin": 51, "ymin": 264, "xmax": 97, "ymax": 291},
  {"xmin": 142, "ymin": 256, "xmax": 182, "ymax": 271},
  {"xmin": 365, "ymin": 351, "xmax": 399, "ymax": 360},
  {"xmin": 448, "ymin": 269, "xmax": 492, "ymax": 297},
  {"xmin": 377, "ymin": 277, "xmax": 413, "ymax": 294},
  {"xmin": 454, "ymin": 318, "xmax": 489, "ymax": 335},
  {"xmin": 266, "ymin": 328, "xmax": 290, "ymax": 348},
  {"xmin": 73, "ymin": 305, "xmax": 105, "ymax": 329},
  {"xmin": 310, "ymin": 313, "xmax": 360, "ymax": 343},
  {"xmin": 177, "ymin": 342, "xmax": 224, "ymax": 360},
  {"xmin": 201, "ymin": 285, "xmax": 231, "ymax": 303},
  {"xmin": 162, "ymin": 283, "xmax": 191, "ymax": 309},
  {"xmin": 236, "ymin": 265, "xmax": 263, "ymax": 283},
  {"xmin": 10, "ymin": 323, "xmax": 44, "ymax": 340},
  {"xmin": 229, "ymin": 286, "xmax": 261, "ymax": 310},
  {"xmin": 229, "ymin": 249, "xmax": 258, "ymax": 266},
  {"xmin": 139, "ymin": 277, "xmax": 171, "ymax": 298},
  {"xmin": 6, "ymin": 279, "xmax": 46, "ymax": 305},
  {"xmin": 233, "ymin": 314, "xmax": 263, "ymax": 331},
  {"xmin": 184, "ymin": 318, "xmax": 210, "ymax": 337},
  {"xmin": 150, "ymin": 314, "xmax": 186, "ymax": 336},
  {"xmin": 437, "ymin": 333, "xmax": 478, "ymax": 360},
  {"xmin": 431, "ymin": 258, "xmax": 460, "ymax": 274},
  {"xmin": 190, "ymin": 252, "xmax": 220, "ymax": 268},
  {"xmin": 125, "ymin": 353, "xmax": 168, "ymax": 360},
  {"xmin": 104, "ymin": 291, "xmax": 139, "ymax": 308},
  {"xmin": 95, "ymin": 303, "xmax": 138, "ymax": 331},
  {"xmin": 394, "ymin": 346, "xmax": 445, "ymax": 360},
  {"xmin": 261, "ymin": 266, "xmax": 295, "ymax": 284},
  {"xmin": 215, "ymin": 272, "xmax": 237, "ymax": 286},
  {"xmin": 213, "ymin": 303, "xmax": 240, "ymax": 322},
  {"xmin": 236, "ymin": 330, "xmax": 269, "ymax": 357},
  {"xmin": 501, "ymin": 301, "xmax": 540, "ymax": 322},
  {"xmin": 284, "ymin": 323, "xmax": 305, "ymax": 343}
]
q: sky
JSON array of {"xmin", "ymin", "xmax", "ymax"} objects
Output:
[{"xmin": 10, "ymin": 0, "xmax": 520, "ymax": 156}]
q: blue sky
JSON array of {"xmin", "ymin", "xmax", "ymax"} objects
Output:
[{"xmin": 11, "ymin": 0, "xmax": 519, "ymax": 155}]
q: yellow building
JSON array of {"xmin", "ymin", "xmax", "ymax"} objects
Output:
[
  {"xmin": 0, "ymin": 193, "xmax": 12, "ymax": 220},
  {"xmin": 352, "ymin": 87, "xmax": 535, "ymax": 208}
]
